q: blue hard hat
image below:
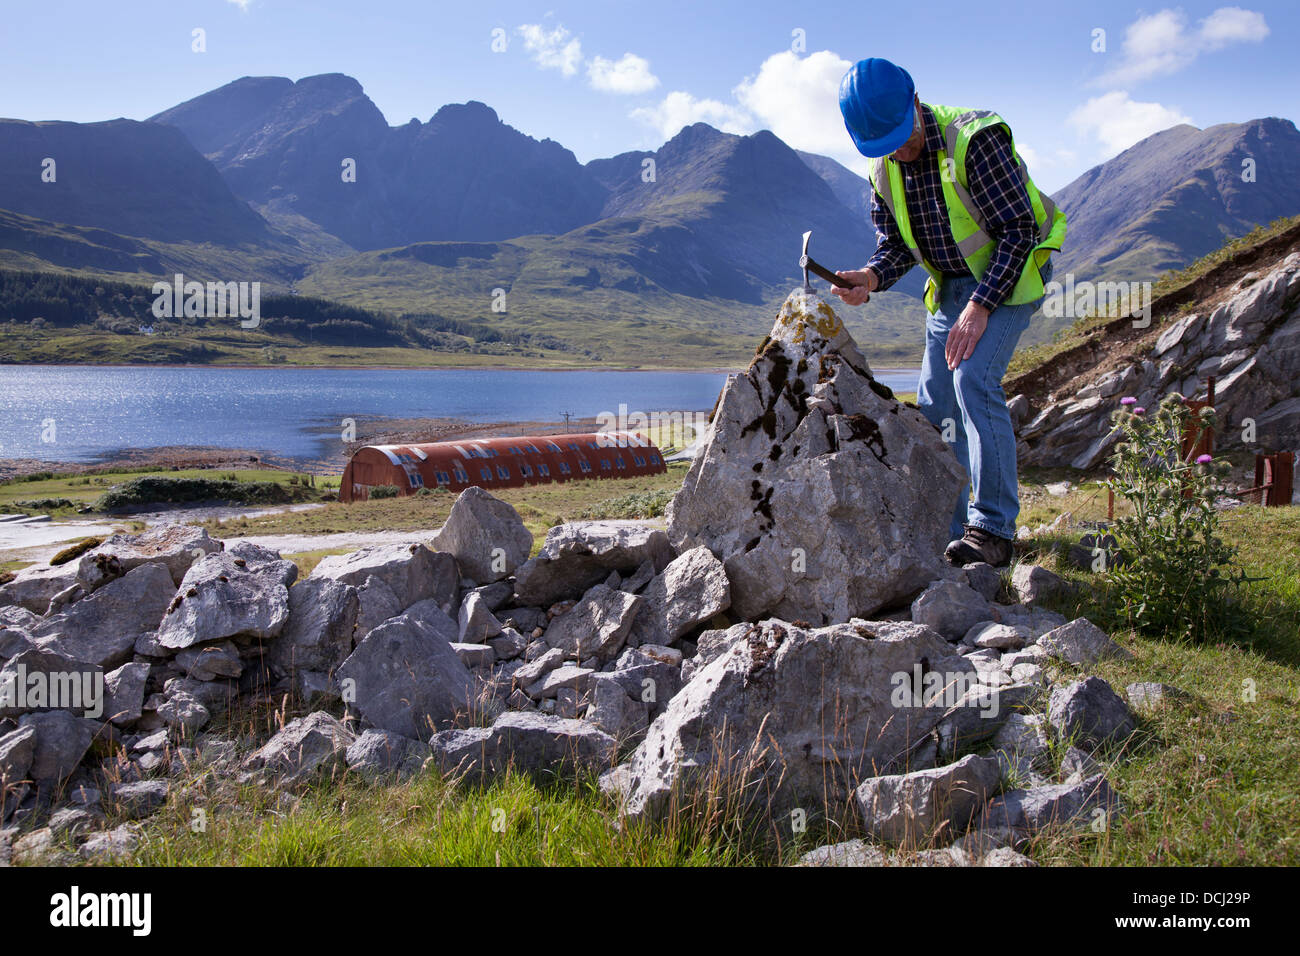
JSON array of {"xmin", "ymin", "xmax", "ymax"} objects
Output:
[{"xmin": 839, "ymin": 58, "xmax": 916, "ymax": 158}]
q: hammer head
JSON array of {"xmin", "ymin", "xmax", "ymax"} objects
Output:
[{"xmin": 800, "ymin": 230, "xmax": 813, "ymax": 291}]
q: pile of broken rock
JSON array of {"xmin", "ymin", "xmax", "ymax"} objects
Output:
[{"xmin": 0, "ymin": 291, "xmax": 1172, "ymax": 867}]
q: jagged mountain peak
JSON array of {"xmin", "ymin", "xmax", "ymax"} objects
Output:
[{"xmin": 1052, "ymin": 115, "xmax": 1300, "ymax": 287}]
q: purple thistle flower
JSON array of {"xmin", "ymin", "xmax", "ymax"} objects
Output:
[
  {"xmin": 1120, "ymin": 397, "xmax": 1137, "ymax": 406},
  {"xmin": 1196, "ymin": 454, "xmax": 1213, "ymax": 464},
  {"xmin": 1134, "ymin": 407, "xmax": 1145, "ymax": 414}
]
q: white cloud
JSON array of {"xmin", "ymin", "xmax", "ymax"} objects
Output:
[
  {"xmin": 1067, "ymin": 91, "xmax": 1192, "ymax": 156},
  {"xmin": 629, "ymin": 91, "xmax": 752, "ymax": 140},
  {"xmin": 1017, "ymin": 144, "xmax": 1042, "ymax": 169},
  {"xmin": 517, "ymin": 24, "xmax": 583, "ymax": 77},
  {"xmin": 588, "ymin": 53, "xmax": 659, "ymax": 94},
  {"xmin": 1199, "ymin": 5, "xmax": 1270, "ymax": 48},
  {"xmin": 733, "ymin": 50, "xmax": 854, "ymax": 157},
  {"xmin": 226, "ymin": 0, "xmax": 254, "ymax": 9},
  {"xmin": 1015, "ymin": 144, "xmax": 1079, "ymax": 193},
  {"xmin": 517, "ymin": 24, "xmax": 661, "ymax": 95},
  {"xmin": 630, "ymin": 51, "xmax": 879, "ymax": 173},
  {"xmin": 1096, "ymin": 6, "xmax": 1269, "ymax": 86}
]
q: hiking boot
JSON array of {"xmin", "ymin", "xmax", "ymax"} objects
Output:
[{"xmin": 944, "ymin": 525, "xmax": 1013, "ymax": 568}]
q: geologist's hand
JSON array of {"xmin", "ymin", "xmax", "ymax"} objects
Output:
[
  {"xmin": 831, "ymin": 268, "xmax": 876, "ymax": 307},
  {"xmin": 945, "ymin": 299, "xmax": 990, "ymax": 370}
]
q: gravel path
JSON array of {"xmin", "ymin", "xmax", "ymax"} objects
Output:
[{"xmin": 0, "ymin": 502, "xmax": 390, "ymax": 565}]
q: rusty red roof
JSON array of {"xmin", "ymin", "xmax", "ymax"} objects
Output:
[{"xmin": 341, "ymin": 431, "xmax": 667, "ymax": 502}]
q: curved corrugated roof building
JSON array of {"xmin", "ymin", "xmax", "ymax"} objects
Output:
[{"xmin": 340, "ymin": 431, "xmax": 667, "ymax": 503}]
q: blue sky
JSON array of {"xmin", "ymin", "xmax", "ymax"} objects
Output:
[{"xmin": 2, "ymin": 0, "xmax": 1293, "ymax": 192}]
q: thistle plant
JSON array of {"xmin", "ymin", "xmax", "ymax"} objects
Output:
[{"xmin": 1102, "ymin": 393, "xmax": 1245, "ymax": 639}]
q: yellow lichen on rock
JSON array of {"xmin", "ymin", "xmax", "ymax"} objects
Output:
[{"xmin": 767, "ymin": 288, "xmax": 868, "ymax": 375}]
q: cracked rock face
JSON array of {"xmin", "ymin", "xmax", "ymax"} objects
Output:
[
  {"xmin": 600, "ymin": 618, "xmax": 966, "ymax": 823},
  {"xmin": 1018, "ymin": 252, "xmax": 1300, "ymax": 469},
  {"xmin": 667, "ymin": 289, "xmax": 966, "ymax": 623}
]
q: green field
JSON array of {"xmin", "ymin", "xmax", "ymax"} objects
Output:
[
  {"xmin": 203, "ymin": 464, "xmax": 688, "ymax": 544},
  {"xmin": 0, "ymin": 257, "xmax": 928, "ymax": 369},
  {"xmin": 0, "ymin": 467, "xmax": 338, "ymax": 515}
]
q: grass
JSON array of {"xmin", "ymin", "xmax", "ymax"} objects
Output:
[
  {"xmin": 999, "ymin": 476, "xmax": 1300, "ymax": 865},
  {"xmin": 281, "ymin": 548, "xmax": 354, "ymax": 578},
  {"xmin": 572, "ymin": 488, "xmax": 676, "ymax": 521},
  {"xmin": 131, "ymin": 770, "xmax": 774, "ymax": 867},
  {"xmin": 202, "ymin": 463, "xmax": 689, "ymax": 546},
  {"xmin": 1148, "ymin": 214, "xmax": 1300, "ymax": 300},
  {"xmin": 47, "ymin": 536, "xmax": 103, "ymax": 565},
  {"xmin": 0, "ymin": 325, "xmax": 597, "ymax": 370},
  {"xmin": 0, "ymin": 467, "xmax": 339, "ymax": 515}
]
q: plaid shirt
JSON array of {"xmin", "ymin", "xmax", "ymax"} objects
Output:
[{"xmin": 865, "ymin": 104, "xmax": 1038, "ymax": 312}]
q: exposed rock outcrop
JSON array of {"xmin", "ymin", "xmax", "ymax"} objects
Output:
[
  {"xmin": 667, "ymin": 289, "xmax": 966, "ymax": 623},
  {"xmin": 1019, "ymin": 252, "xmax": 1300, "ymax": 472}
]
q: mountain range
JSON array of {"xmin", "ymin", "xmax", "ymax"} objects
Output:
[{"xmin": 1, "ymin": 72, "xmax": 1298, "ymax": 364}]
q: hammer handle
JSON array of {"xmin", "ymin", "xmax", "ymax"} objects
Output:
[{"xmin": 803, "ymin": 256, "xmax": 854, "ymax": 289}]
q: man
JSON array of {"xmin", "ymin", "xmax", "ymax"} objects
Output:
[{"xmin": 831, "ymin": 58, "xmax": 1066, "ymax": 567}]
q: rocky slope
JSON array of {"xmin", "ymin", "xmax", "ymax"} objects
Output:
[
  {"xmin": 1053, "ymin": 118, "xmax": 1300, "ymax": 286},
  {"xmin": 0, "ymin": 118, "xmax": 277, "ymax": 247},
  {"xmin": 1013, "ymin": 222, "xmax": 1300, "ymax": 470}
]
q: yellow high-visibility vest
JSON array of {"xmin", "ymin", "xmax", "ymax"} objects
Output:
[{"xmin": 869, "ymin": 103, "xmax": 1067, "ymax": 313}]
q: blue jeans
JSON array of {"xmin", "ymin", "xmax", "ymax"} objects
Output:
[{"xmin": 916, "ymin": 269, "xmax": 1047, "ymax": 541}]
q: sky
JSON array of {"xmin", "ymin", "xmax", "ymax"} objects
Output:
[{"xmin": 1, "ymin": 0, "xmax": 1294, "ymax": 192}]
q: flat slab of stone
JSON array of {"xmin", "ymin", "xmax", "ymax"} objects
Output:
[
  {"xmin": 313, "ymin": 543, "xmax": 458, "ymax": 615},
  {"xmin": 912, "ymin": 581, "xmax": 993, "ymax": 642},
  {"xmin": 544, "ymin": 584, "xmax": 643, "ymax": 663},
  {"xmin": 337, "ymin": 609, "xmax": 476, "ymax": 739},
  {"xmin": 1048, "ymin": 677, "xmax": 1137, "ymax": 750},
  {"xmin": 77, "ymin": 524, "xmax": 221, "ymax": 590},
  {"xmin": 157, "ymin": 551, "xmax": 295, "ymax": 650},
  {"xmin": 0, "ymin": 563, "xmax": 81, "ymax": 615},
  {"xmin": 855, "ymin": 753, "xmax": 1003, "ymax": 848},
  {"xmin": 430, "ymin": 487, "xmax": 533, "ymax": 584},
  {"xmin": 29, "ymin": 562, "xmax": 175, "ymax": 669},
  {"xmin": 1126, "ymin": 681, "xmax": 1187, "ymax": 710},
  {"xmin": 269, "ymin": 577, "xmax": 359, "ymax": 679},
  {"xmin": 513, "ymin": 521, "xmax": 673, "ymax": 607},
  {"xmin": 982, "ymin": 773, "xmax": 1122, "ymax": 835},
  {"xmin": 345, "ymin": 728, "xmax": 432, "ymax": 781},
  {"xmin": 243, "ymin": 711, "xmax": 356, "ymax": 785},
  {"xmin": 627, "ymin": 546, "xmax": 730, "ymax": 647},
  {"xmin": 1038, "ymin": 618, "xmax": 1133, "ymax": 666},
  {"xmin": 429, "ymin": 711, "xmax": 616, "ymax": 781}
]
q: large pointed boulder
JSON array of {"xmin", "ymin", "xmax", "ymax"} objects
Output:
[{"xmin": 667, "ymin": 289, "xmax": 965, "ymax": 624}]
